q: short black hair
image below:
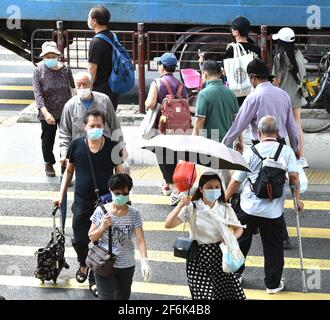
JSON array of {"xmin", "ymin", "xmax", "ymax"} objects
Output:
[
  {"xmin": 83, "ymin": 109, "xmax": 106, "ymax": 125},
  {"xmin": 163, "ymin": 64, "xmax": 176, "ymax": 73},
  {"xmin": 90, "ymin": 6, "xmax": 111, "ymax": 26},
  {"xmin": 108, "ymin": 173, "xmax": 133, "ymax": 191},
  {"xmin": 231, "ymin": 16, "xmax": 251, "ymax": 38},
  {"xmin": 247, "ymin": 58, "xmax": 270, "ymax": 80},
  {"xmin": 201, "ymin": 60, "xmax": 221, "ymax": 77}
]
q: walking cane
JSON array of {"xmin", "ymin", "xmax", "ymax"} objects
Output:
[
  {"xmin": 289, "ymin": 185, "xmax": 308, "ymax": 293},
  {"xmin": 60, "ymin": 164, "xmax": 67, "ymax": 233}
]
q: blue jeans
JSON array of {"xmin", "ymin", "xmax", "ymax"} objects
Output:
[{"xmin": 95, "ymin": 266, "xmax": 135, "ymax": 300}]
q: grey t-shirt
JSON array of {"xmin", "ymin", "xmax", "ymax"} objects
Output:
[
  {"xmin": 90, "ymin": 205, "xmax": 143, "ymax": 268},
  {"xmin": 272, "ymin": 50, "xmax": 307, "ymax": 107}
]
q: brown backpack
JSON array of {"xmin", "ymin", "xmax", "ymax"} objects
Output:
[{"xmin": 158, "ymin": 78, "xmax": 192, "ymax": 134}]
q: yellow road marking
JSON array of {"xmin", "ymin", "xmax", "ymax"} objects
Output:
[
  {"xmin": 0, "ymin": 245, "xmax": 329, "ymax": 270},
  {"xmin": 0, "ymin": 85, "xmax": 33, "ymax": 91},
  {"xmin": 0, "ymin": 275, "xmax": 329, "ymax": 300},
  {"xmin": 1, "ymin": 216, "xmax": 330, "ymax": 239},
  {"xmin": 0, "ymin": 99, "xmax": 34, "ymax": 105},
  {"xmin": 0, "ymin": 189, "xmax": 330, "ymax": 211}
]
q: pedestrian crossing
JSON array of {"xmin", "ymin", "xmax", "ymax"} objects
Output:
[{"xmin": 0, "ymin": 184, "xmax": 330, "ymax": 300}]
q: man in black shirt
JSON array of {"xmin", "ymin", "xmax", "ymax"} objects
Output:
[
  {"xmin": 88, "ymin": 6, "xmax": 120, "ymax": 111},
  {"xmin": 225, "ymin": 16, "xmax": 261, "ymax": 106},
  {"xmin": 54, "ymin": 109, "xmax": 124, "ymax": 297}
]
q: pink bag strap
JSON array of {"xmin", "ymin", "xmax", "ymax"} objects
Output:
[
  {"xmin": 160, "ymin": 78, "xmax": 175, "ymax": 97},
  {"xmin": 176, "ymin": 82, "xmax": 183, "ymax": 98}
]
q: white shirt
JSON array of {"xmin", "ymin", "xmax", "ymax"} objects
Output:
[
  {"xmin": 232, "ymin": 141, "xmax": 298, "ymax": 219},
  {"xmin": 178, "ymin": 199, "xmax": 240, "ymax": 245}
]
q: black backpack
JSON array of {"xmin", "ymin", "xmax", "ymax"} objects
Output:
[{"xmin": 249, "ymin": 144, "xmax": 286, "ymax": 201}]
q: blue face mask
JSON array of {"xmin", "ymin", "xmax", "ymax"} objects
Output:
[
  {"xmin": 44, "ymin": 58, "xmax": 58, "ymax": 68},
  {"xmin": 111, "ymin": 193, "xmax": 129, "ymax": 206},
  {"xmin": 204, "ymin": 188, "xmax": 221, "ymax": 202},
  {"xmin": 87, "ymin": 128, "xmax": 103, "ymax": 140}
]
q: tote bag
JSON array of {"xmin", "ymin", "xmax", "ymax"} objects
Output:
[{"xmin": 224, "ymin": 43, "xmax": 254, "ymax": 97}]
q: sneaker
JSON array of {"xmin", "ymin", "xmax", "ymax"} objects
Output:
[
  {"xmin": 300, "ymin": 157, "xmax": 309, "ymax": 169},
  {"xmin": 160, "ymin": 184, "xmax": 171, "ymax": 196},
  {"xmin": 169, "ymin": 191, "xmax": 185, "ymax": 206},
  {"xmin": 45, "ymin": 163, "xmax": 56, "ymax": 177},
  {"xmin": 266, "ymin": 280, "xmax": 285, "ymax": 294},
  {"xmin": 283, "ymin": 238, "xmax": 291, "ymax": 250}
]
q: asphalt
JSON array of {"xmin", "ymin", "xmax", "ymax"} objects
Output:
[{"xmin": 1, "ymin": 45, "xmax": 330, "ymax": 301}]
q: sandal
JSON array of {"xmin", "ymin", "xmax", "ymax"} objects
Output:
[
  {"xmin": 75, "ymin": 267, "xmax": 89, "ymax": 283},
  {"xmin": 89, "ymin": 283, "xmax": 98, "ymax": 298}
]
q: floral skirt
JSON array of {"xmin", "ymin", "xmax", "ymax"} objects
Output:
[{"xmin": 186, "ymin": 242, "xmax": 246, "ymax": 300}]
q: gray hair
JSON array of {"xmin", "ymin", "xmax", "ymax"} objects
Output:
[
  {"xmin": 73, "ymin": 71, "xmax": 93, "ymax": 83},
  {"xmin": 258, "ymin": 116, "xmax": 278, "ymax": 135}
]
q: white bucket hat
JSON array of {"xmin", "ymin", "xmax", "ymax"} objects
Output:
[
  {"xmin": 39, "ymin": 41, "xmax": 61, "ymax": 57},
  {"xmin": 272, "ymin": 27, "xmax": 295, "ymax": 43}
]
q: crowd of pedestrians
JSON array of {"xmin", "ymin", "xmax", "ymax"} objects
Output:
[{"xmin": 28, "ymin": 4, "xmax": 307, "ymax": 300}]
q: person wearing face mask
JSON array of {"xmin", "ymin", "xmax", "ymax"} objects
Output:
[
  {"xmin": 224, "ymin": 16, "xmax": 261, "ymax": 106},
  {"xmin": 193, "ymin": 60, "xmax": 241, "ymax": 189},
  {"xmin": 165, "ymin": 172, "xmax": 245, "ymax": 300},
  {"xmin": 87, "ymin": 5, "xmax": 120, "ymax": 111},
  {"xmin": 144, "ymin": 52, "xmax": 188, "ymax": 205},
  {"xmin": 225, "ymin": 116, "xmax": 303, "ymax": 294},
  {"xmin": 222, "ymin": 59, "xmax": 300, "ymax": 250},
  {"xmin": 32, "ymin": 41, "xmax": 74, "ymax": 177},
  {"xmin": 88, "ymin": 173, "xmax": 151, "ymax": 300},
  {"xmin": 59, "ymin": 71, "xmax": 126, "ymax": 168},
  {"xmin": 54, "ymin": 109, "xmax": 125, "ymax": 297}
]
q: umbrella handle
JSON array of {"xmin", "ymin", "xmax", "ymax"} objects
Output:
[{"xmin": 187, "ymin": 163, "xmax": 196, "ymax": 197}]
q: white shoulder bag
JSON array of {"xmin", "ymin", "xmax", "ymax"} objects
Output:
[{"xmin": 223, "ymin": 43, "xmax": 254, "ymax": 97}]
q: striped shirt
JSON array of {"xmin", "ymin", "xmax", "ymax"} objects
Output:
[{"xmin": 90, "ymin": 204, "xmax": 143, "ymax": 268}]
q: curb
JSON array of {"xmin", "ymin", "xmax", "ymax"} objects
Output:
[{"xmin": 17, "ymin": 103, "xmax": 145, "ymax": 126}]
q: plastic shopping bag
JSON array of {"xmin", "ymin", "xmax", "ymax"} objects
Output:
[
  {"xmin": 220, "ymin": 240, "xmax": 245, "ymax": 273},
  {"xmin": 297, "ymin": 160, "xmax": 308, "ymax": 193},
  {"xmin": 173, "ymin": 161, "xmax": 197, "ymax": 192}
]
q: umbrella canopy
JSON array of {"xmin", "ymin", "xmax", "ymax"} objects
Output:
[{"xmin": 141, "ymin": 135, "xmax": 250, "ymax": 172}]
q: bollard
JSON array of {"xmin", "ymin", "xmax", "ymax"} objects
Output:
[
  {"xmin": 260, "ymin": 25, "xmax": 268, "ymax": 64},
  {"xmin": 56, "ymin": 21, "xmax": 65, "ymax": 62},
  {"xmin": 138, "ymin": 23, "xmax": 146, "ymax": 114}
]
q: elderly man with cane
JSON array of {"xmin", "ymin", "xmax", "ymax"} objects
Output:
[{"xmin": 225, "ymin": 116, "xmax": 304, "ymax": 293}]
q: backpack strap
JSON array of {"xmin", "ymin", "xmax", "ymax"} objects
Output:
[
  {"xmin": 251, "ymin": 146, "xmax": 265, "ymax": 161},
  {"xmin": 160, "ymin": 78, "xmax": 175, "ymax": 97},
  {"xmin": 94, "ymin": 33, "xmax": 113, "ymax": 46},
  {"xmin": 176, "ymin": 82, "xmax": 184, "ymax": 98},
  {"xmin": 273, "ymin": 143, "xmax": 284, "ymax": 161}
]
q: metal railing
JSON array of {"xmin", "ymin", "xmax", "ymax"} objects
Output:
[{"xmin": 31, "ymin": 22, "xmax": 330, "ymax": 114}]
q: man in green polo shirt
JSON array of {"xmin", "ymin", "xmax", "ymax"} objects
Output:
[{"xmin": 193, "ymin": 60, "xmax": 242, "ymax": 146}]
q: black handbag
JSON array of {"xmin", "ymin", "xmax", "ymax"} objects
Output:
[
  {"xmin": 85, "ymin": 139, "xmax": 112, "ymax": 208},
  {"xmin": 86, "ymin": 205, "xmax": 117, "ymax": 277},
  {"xmin": 173, "ymin": 203, "xmax": 198, "ymax": 260},
  {"xmin": 173, "ymin": 237, "xmax": 198, "ymax": 260}
]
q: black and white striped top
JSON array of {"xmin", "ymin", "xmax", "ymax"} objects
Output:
[{"xmin": 90, "ymin": 205, "xmax": 143, "ymax": 268}]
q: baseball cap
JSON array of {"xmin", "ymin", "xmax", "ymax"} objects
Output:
[
  {"xmin": 231, "ymin": 16, "xmax": 251, "ymax": 36},
  {"xmin": 39, "ymin": 41, "xmax": 61, "ymax": 57},
  {"xmin": 272, "ymin": 27, "xmax": 295, "ymax": 43},
  {"xmin": 154, "ymin": 52, "xmax": 177, "ymax": 68}
]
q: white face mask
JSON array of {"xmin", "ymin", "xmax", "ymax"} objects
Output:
[
  {"xmin": 77, "ymin": 88, "xmax": 92, "ymax": 99},
  {"xmin": 87, "ymin": 18, "xmax": 95, "ymax": 30}
]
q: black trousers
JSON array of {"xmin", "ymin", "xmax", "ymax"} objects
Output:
[
  {"xmin": 236, "ymin": 209, "xmax": 285, "ymax": 289},
  {"xmin": 72, "ymin": 213, "xmax": 95, "ymax": 284},
  {"xmin": 40, "ymin": 120, "xmax": 59, "ymax": 165},
  {"xmin": 251, "ymin": 138, "xmax": 290, "ymax": 241},
  {"xmin": 95, "ymin": 266, "xmax": 135, "ymax": 300},
  {"xmin": 156, "ymin": 149, "xmax": 177, "ymax": 184}
]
